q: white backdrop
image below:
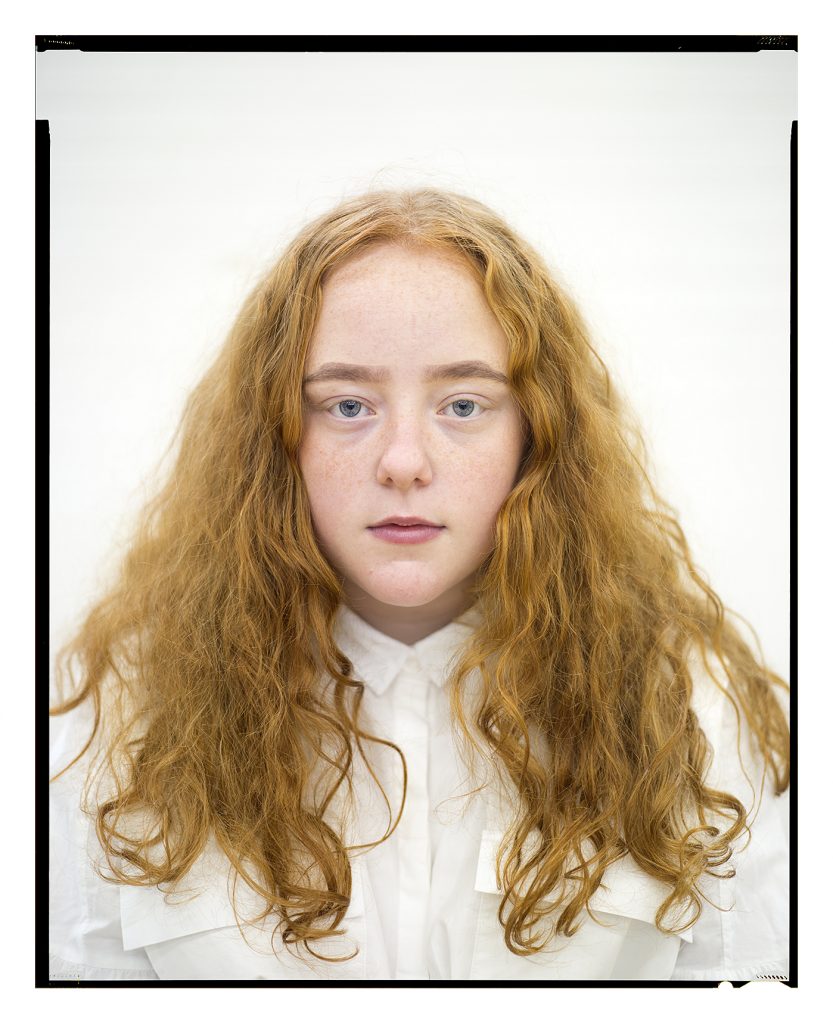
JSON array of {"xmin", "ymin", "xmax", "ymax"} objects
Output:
[{"xmin": 39, "ymin": 48, "xmax": 795, "ymax": 681}]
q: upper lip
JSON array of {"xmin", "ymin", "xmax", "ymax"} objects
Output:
[{"xmin": 370, "ymin": 516, "xmax": 443, "ymax": 528}]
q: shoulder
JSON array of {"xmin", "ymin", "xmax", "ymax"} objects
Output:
[
  {"xmin": 686, "ymin": 644, "xmax": 788, "ymax": 804},
  {"xmin": 671, "ymin": 645, "xmax": 790, "ymax": 981},
  {"xmin": 50, "ymin": 700, "xmax": 160, "ymax": 979},
  {"xmin": 49, "ymin": 699, "xmax": 273, "ymax": 980}
]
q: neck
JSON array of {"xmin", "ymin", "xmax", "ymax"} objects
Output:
[{"xmin": 341, "ymin": 577, "xmax": 477, "ymax": 645}]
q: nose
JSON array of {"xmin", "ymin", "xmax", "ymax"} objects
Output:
[{"xmin": 375, "ymin": 411, "xmax": 434, "ymax": 489}]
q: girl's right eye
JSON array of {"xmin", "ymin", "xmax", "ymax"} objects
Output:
[{"xmin": 326, "ymin": 398, "xmax": 369, "ymax": 419}]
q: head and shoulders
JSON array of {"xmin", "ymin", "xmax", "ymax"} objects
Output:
[{"xmin": 51, "ymin": 186, "xmax": 789, "ymax": 960}]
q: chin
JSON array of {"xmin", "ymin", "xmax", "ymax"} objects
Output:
[
  {"xmin": 366, "ymin": 585, "xmax": 449, "ymax": 610},
  {"xmin": 357, "ymin": 566, "xmax": 452, "ymax": 609}
]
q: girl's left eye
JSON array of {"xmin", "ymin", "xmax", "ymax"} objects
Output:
[{"xmin": 439, "ymin": 398, "xmax": 484, "ymax": 419}]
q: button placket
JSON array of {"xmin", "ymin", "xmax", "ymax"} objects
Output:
[{"xmin": 393, "ymin": 653, "xmax": 432, "ymax": 979}]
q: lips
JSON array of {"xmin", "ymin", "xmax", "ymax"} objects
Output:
[
  {"xmin": 370, "ymin": 516, "xmax": 443, "ymax": 528},
  {"xmin": 368, "ymin": 522, "xmax": 445, "ymax": 544}
]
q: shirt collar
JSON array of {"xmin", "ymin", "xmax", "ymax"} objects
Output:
[{"xmin": 332, "ymin": 602, "xmax": 483, "ymax": 697}]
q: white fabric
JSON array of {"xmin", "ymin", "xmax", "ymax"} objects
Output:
[{"xmin": 49, "ymin": 603, "xmax": 790, "ymax": 981}]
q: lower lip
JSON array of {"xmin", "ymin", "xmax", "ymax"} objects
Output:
[{"xmin": 369, "ymin": 525, "xmax": 445, "ymax": 544}]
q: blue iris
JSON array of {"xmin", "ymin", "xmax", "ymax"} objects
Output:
[
  {"xmin": 451, "ymin": 399, "xmax": 476, "ymax": 417},
  {"xmin": 338, "ymin": 400, "xmax": 362, "ymax": 418}
]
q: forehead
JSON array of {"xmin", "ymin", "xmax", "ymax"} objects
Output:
[{"xmin": 308, "ymin": 243, "xmax": 508, "ymax": 368}]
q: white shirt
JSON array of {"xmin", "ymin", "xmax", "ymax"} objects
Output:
[{"xmin": 49, "ymin": 603, "xmax": 790, "ymax": 981}]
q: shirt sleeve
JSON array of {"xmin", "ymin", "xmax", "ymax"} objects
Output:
[
  {"xmin": 669, "ymin": 652, "xmax": 790, "ymax": 982},
  {"xmin": 49, "ymin": 702, "xmax": 159, "ymax": 982}
]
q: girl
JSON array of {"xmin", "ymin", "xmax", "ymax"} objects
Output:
[{"xmin": 49, "ymin": 187, "xmax": 790, "ymax": 982}]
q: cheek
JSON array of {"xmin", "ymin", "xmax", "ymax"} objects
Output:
[
  {"xmin": 452, "ymin": 451, "xmax": 519, "ymax": 524},
  {"xmin": 298, "ymin": 436, "xmax": 361, "ymax": 525},
  {"xmin": 473, "ymin": 428, "xmax": 525, "ymax": 491}
]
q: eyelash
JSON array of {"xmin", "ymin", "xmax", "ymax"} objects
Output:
[{"xmin": 323, "ymin": 396, "xmax": 487, "ymax": 421}]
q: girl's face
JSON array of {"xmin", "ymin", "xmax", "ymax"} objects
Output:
[{"xmin": 298, "ymin": 242, "xmax": 527, "ymax": 643}]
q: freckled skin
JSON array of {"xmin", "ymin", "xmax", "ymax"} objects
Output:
[{"xmin": 298, "ymin": 243, "xmax": 526, "ymax": 644}]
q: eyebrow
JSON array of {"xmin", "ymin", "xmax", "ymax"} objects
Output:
[{"xmin": 302, "ymin": 360, "xmax": 509, "ymax": 387}]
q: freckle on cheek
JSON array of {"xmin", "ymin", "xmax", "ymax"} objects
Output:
[{"xmin": 325, "ymin": 454, "xmax": 346, "ymax": 477}]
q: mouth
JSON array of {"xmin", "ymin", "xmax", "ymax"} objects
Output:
[
  {"xmin": 369, "ymin": 516, "xmax": 443, "ymax": 528},
  {"xmin": 367, "ymin": 522, "xmax": 445, "ymax": 544}
]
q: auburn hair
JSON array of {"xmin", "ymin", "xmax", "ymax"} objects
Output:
[{"xmin": 51, "ymin": 187, "xmax": 789, "ymax": 960}]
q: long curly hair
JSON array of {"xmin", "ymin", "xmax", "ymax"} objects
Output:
[{"xmin": 51, "ymin": 187, "xmax": 790, "ymax": 961}]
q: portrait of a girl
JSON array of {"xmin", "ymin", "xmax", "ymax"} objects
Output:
[{"xmin": 49, "ymin": 188, "xmax": 790, "ymax": 982}]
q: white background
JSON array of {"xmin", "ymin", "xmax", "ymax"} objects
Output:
[{"xmin": 39, "ymin": 47, "xmax": 794, "ymax": 680}]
